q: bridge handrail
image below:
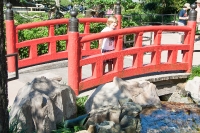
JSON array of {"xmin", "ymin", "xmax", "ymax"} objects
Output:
[
  {"xmin": 15, "ymin": 18, "xmax": 108, "ymax": 30},
  {"xmin": 80, "ymin": 26, "xmax": 191, "ymax": 43},
  {"xmin": 15, "ymin": 19, "xmax": 70, "ymax": 30}
]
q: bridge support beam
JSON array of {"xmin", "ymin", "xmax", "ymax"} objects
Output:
[
  {"xmin": 186, "ymin": 3, "xmax": 197, "ymax": 73},
  {"xmin": 114, "ymin": 1, "xmax": 123, "ymax": 73},
  {"xmin": 68, "ymin": 10, "xmax": 80, "ymax": 95},
  {"xmin": 5, "ymin": 3, "xmax": 16, "ymax": 72}
]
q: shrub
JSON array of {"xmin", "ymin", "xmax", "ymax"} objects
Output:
[{"xmin": 188, "ymin": 66, "xmax": 200, "ymax": 80}]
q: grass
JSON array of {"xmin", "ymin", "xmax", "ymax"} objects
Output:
[{"xmin": 188, "ymin": 66, "xmax": 200, "ymax": 80}]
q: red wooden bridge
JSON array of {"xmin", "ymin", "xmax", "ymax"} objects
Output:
[{"xmin": 5, "ymin": 2, "xmax": 197, "ymax": 95}]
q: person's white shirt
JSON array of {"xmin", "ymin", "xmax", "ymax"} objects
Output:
[{"xmin": 101, "ymin": 27, "xmax": 115, "ymax": 50}]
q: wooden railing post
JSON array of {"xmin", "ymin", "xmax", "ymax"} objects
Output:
[
  {"xmin": 114, "ymin": 0, "xmax": 122, "ymax": 51},
  {"xmin": 68, "ymin": 10, "xmax": 81, "ymax": 95},
  {"xmin": 83, "ymin": 22, "xmax": 90, "ymax": 50},
  {"xmin": 5, "ymin": 3, "xmax": 16, "ymax": 72},
  {"xmin": 186, "ymin": 3, "xmax": 197, "ymax": 73},
  {"xmin": 113, "ymin": 0, "xmax": 123, "ymax": 73}
]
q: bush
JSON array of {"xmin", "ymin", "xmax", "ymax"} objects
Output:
[{"xmin": 188, "ymin": 66, "xmax": 200, "ymax": 80}]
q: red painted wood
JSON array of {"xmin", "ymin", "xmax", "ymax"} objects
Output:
[
  {"xmin": 187, "ymin": 21, "xmax": 196, "ymax": 72},
  {"xmin": 5, "ymin": 17, "xmax": 196, "ymax": 95},
  {"xmin": 79, "ymin": 63, "xmax": 188, "ymax": 91},
  {"xmin": 49, "ymin": 25, "xmax": 56, "ymax": 55},
  {"xmin": 6, "ymin": 20, "xmax": 16, "ymax": 72},
  {"xmin": 68, "ymin": 32, "xmax": 80, "ymax": 95},
  {"xmin": 83, "ymin": 22, "xmax": 91, "ymax": 50}
]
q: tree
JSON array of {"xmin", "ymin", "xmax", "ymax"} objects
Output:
[{"xmin": 0, "ymin": 0, "xmax": 9, "ymax": 133}]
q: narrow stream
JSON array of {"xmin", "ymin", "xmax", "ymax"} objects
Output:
[{"xmin": 140, "ymin": 101, "xmax": 200, "ymax": 132}]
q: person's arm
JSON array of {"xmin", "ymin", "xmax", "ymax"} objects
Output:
[
  {"xmin": 179, "ymin": 16, "xmax": 188, "ymax": 20},
  {"xmin": 99, "ymin": 39, "xmax": 103, "ymax": 49},
  {"xmin": 179, "ymin": 10, "xmax": 188, "ymax": 20}
]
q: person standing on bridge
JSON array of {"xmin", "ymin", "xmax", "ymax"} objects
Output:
[
  {"xmin": 178, "ymin": 3, "xmax": 190, "ymax": 44},
  {"xmin": 99, "ymin": 16, "xmax": 118, "ymax": 74}
]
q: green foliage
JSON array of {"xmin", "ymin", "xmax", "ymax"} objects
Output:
[
  {"xmin": 133, "ymin": 0, "xmax": 192, "ymax": 15},
  {"xmin": 121, "ymin": 0, "xmax": 137, "ymax": 12},
  {"xmin": 18, "ymin": 26, "xmax": 49, "ymax": 59},
  {"xmin": 51, "ymin": 96, "xmax": 88, "ymax": 133},
  {"xmin": 13, "ymin": 0, "xmax": 191, "ymax": 58},
  {"xmin": 14, "ymin": 12, "xmax": 48, "ymax": 25},
  {"xmin": 37, "ymin": 43, "xmax": 49, "ymax": 55},
  {"xmin": 196, "ymin": 27, "xmax": 200, "ymax": 35},
  {"xmin": 89, "ymin": 23, "xmax": 105, "ymax": 49},
  {"xmin": 18, "ymin": 47, "xmax": 29, "ymax": 59},
  {"xmin": 60, "ymin": 0, "xmax": 71, "ymax": 6},
  {"xmin": 188, "ymin": 66, "xmax": 200, "ymax": 80},
  {"xmin": 51, "ymin": 121, "xmax": 85, "ymax": 133},
  {"xmin": 55, "ymin": 24, "xmax": 68, "ymax": 52},
  {"xmin": 84, "ymin": 0, "xmax": 115, "ymax": 9},
  {"xmin": 9, "ymin": 117, "xmax": 27, "ymax": 133},
  {"xmin": 51, "ymin": 126, "xmax": 85, "ymax": 133},
  {"xmin": 76, "ymin": 96, "xmax": 88, "ymax": 116}
]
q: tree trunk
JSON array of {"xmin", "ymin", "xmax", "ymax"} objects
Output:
[
  {"xmin": 0, "ymin": 0, "xmax": 9, "ymax": 132},
  {"xmin": 55, "ymin": 0, "xmax": 60, "ymax": 8}
]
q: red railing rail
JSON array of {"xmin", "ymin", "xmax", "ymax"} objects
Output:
[
  {"xmin": 6, "ymin": 17, "xmax": 109, "ymax": 70},
  {"xmin": 5, "ymin": 2, "xmax": 197, "ymax": 95}
]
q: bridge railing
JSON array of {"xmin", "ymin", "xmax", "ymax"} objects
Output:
[
  {"xmin": 5, "ymin": 3, "xmax": 109, "ymax": 72},
  {"xmin": 67, "ymin": 2, "xmax": 197, "ymax": 95},
  {"xmin": 13, "ymin": 19, "xmax": 108, "ymax": 68},
  {"xmin": 77, "ymin": 26, "xmax": 193, "ymax": 89},
  {"xmin": 5, "ymin": 2, "xmax": 197, "ymax": 95}
]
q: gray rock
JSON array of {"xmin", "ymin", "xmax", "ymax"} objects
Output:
[
  {"xmin": 96, "ymin": 121, "xmax": 115, "ymax": 133},
  {"xmin": 85, "ymin": 106, "xmax": 112, "ymax": 128},
  {"xmin": 121, "ymin": 102, "xmax": 142, "ymax": 118},
  {"xmin": 109, "ymin": 107, "xmax": 121, "ymax": 123},
  {"xmin": 168, "ymin": 91, "xmax": 194, "ymax": 103},
  {"xmin": 9, "ymin": 77, "xmax": 77, "ymax": 133},
  {"xmin": 185, "ymin": 76, "xmax": 200, "ymax": 104},
  {"xmin": 85, "ymin": 77, "xmax": 160, "ymax": 113},
  {"xmin": 168, "ymin": 85, "xmax": 194, "ymax": 104}
]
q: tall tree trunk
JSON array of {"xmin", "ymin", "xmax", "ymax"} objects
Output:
[{"xmin": 0, "ymin": 0, "xmax": 9, "ymax": 132}]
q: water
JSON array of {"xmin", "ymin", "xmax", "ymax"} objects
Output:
[{"xmin": 140, "ymin": 102, "xmax": 200, "ymax": 133}]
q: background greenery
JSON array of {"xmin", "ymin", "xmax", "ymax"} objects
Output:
[{"xmin": 15, "ymin": 0, "xmax": 197, "ymax": 59}]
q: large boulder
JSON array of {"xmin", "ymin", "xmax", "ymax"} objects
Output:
[
  {"xmin": 185, "ymin": 76, "xmax": 200, "ymax": 105},
  {"xmin": 9, "ymin": 77, "xmax": 77, "ymax": 133},
  {"xmin": 85, "ymin": 77, "xmax": 160, "ymax": 113}
]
